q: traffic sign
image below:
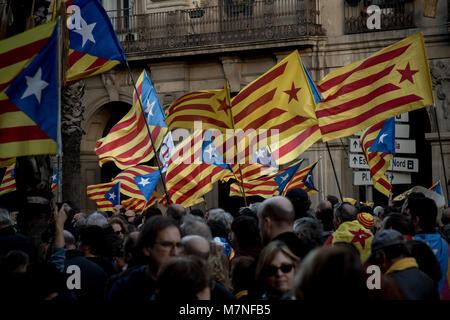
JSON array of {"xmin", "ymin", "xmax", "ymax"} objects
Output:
[
  {"xmin": 355, "ymin": 124, "xmax": 409, "ymax": 138},
  {"xmin": 353, "ymin": 171, "xmax": 411, "ymax": 186},
  {"xmin": 349, "ymin": 138, "xmax": 416, "ymax": 154},
  {"xmin": 349, "ymin": 154, "xmax": 419, "ymax": 172}
]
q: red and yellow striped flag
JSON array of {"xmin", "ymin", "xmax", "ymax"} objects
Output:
[
  {"xmin": 222, "ymin": 163, "xmax": 277, "ymax": 183},
  {"xmin": 315, "ymin": 33, "xmax": 434, "ymax": 142},
  {"xmin": 0, "ymin": 163, "xmax": 16, "ymax": 196},
  {"xmin": 165, "ymin": 131, "xmax": 229, "ymax": 207},
  {"xmin": 165, "ymin": 83, "xmax": 233, "ymax": 132},
  {"xmin": 113, "ymin": 165, "xmax": 163, "ymax": 203},
  {"xmin": 360, "ymin": 121, "xmax": 393, "ymax": 197},
  {"xmin": 122, "ymin": 196, "xmax": 161, "ymax": 213},
  {"xmin": 282, "ymin": 160, "xmax": 319, "ymax": 196},
  {"xmin": 86, "ymin": 182, "xmax": 116, "ymax": 211},
  {"xmin": 0, "ymin": 21, "xmax": 57, "ymax": 158},
  {"xmin": 95, "ymin": 71, "xmax": 167, "ymax": 169},
  {"xmin": 229, "ymin": 50, "xmax": 321, "ymax": 165}
]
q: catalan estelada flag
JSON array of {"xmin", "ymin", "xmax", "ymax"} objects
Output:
[
  {"xmin": 95, "ymin": 70, "xmax": 167, "ymax": 169},
  {"xmin": 0, "ymin": 21, "xmax": 58, "ymax": 158},
  {"xmin": 165, "ymin": 130, "xmax": 229, "ymax": 207},
  {"xmin": 0, "ymin": 163, "xmax": 16, "ymax": 196},
  {"xmin": 429, "ymin": 181, "xmax": 443, "ymax": 195},
  {"xmin": 229, "ymin": 51, "xmax": 321, "ymax": 165},
  {"xmin": 51, "ymin": 169, "xmax": 59, "ymax": 192},
  {"xmin": 282, "ymin": 160, "xmax": 319, "ymax": 196},
  {"xmin": 113, "ymin": 165, "xmax": 163, "ymax": 204},
  {"xmin": 165, "ymin": 82, "xmax": 233, "ymax": 133},
  {"xmin": 86, "ymin": 182, "xmax": 116, "ymax": 211},
  {"xmin": 316, "ymin": 33, "xmax": 434, "ymax": 142},
  {"xmin": 360, "ymin": 118, "xmax": 395, "ymax": 197},
  {"xmin": 65, "ymin": 0, "xmax": 126, "ymax": 83},
  {"xmin": 122, "ymin": 197, "xmax": 159, "ymax": 213}
]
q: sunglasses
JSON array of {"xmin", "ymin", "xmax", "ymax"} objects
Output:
[
  {"xmin": 265, "ymin": 264, "xmax": 294, "ymax": 277},
  {"xmin": 115, "ymin": 230, "xmax": 124, "ymax": 235}
]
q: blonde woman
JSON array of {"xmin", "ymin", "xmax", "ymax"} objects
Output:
[{"xmin": 255, "ymin": 240, "xmax": 299, "ymax": 300}]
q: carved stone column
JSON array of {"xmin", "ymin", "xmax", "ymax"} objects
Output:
[{"xmin": 219, "ymin": 56, "xmax": 242, "ymax": 93}]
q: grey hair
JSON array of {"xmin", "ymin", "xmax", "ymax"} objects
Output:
[
  {"xmin": 63, "ymin": 230, "xmax": 76, "ymax": 247},
  {"xmin": 248, "ymin": 202, "xmax": 261, "ymax": 214},
  {"xmin": 294, "ymin": 217, "xmax": 324, "ymax": 248},
  {"xmin": 207, "ymin": 209, "xmax": 233, "ymax": 234},
  {"xmin": 0, "ymin": 208, "xmax": 11, "ymax": 226},
  {"xmin": 180, "ymin": 214, "xmax": 212, "ymax": 239},
  {"xmin": 85, "ymin": 211, "xmax": 109, "ymax": 228}
]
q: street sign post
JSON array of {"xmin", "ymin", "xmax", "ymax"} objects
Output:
[
  {"xmin": 349, "ymin": 138, "xmax": 416, "ymax": 154},
  {"xmin": 353, "ymin": 171, "xmax": 412, "ymax": 185},
  {"xmin": 349, "ymin": 154, "xmax": 419, "ymax": 172}
]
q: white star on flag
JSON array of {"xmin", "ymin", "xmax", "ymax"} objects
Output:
[
  {"xmin": 73, "ymin": 17, "xmax": 96, "ymax": 47},
  {"xmin": 138, "ymin": 177, "xmax": 150, "ymax": 187},
  {"xmin": 21, "ymin": 68, "xmax": 48, "ymax": 103},
  {"xmin": 378, "ymin": 133, "xmax": 388, "ymax": 144},
  {"xmin": 145, "ymin": 100, "xmax": 155, "ymax": 117},
  {"xmin": 280, "ymin": 174, "xmax": 289, "ymax": 183},
  {"xmin": 204, "ymin": 144, "xmax": 215, "ymax": 160},
  {"xmin": 108, "ymin": 192, "xmax": 116, "ymax": 200}
]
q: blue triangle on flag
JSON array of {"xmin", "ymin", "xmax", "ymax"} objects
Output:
[
  {"xmin": 201, "ymin": 130, "xmax": 233, "ymax": 172},
  {"xmin": 140, "ymin": 71, "xmax": 167, "ymax": 128},
  {"xmin": 6, "ymin": 25, "xmax": 58, "ymax": 141},
  {"xmin": 104, "ymin": 182, "xmax": 121, "ymax": 205},
  {"xmin": 369, "ymin": 117, "xmax": 396, "ymax": 154},
  {"xmin": 134, "ymin": 170, "xmax": 160, "ymax": 201},
  {"xmin": 303, "ymin": 162, "xmax": 318, "ymax": 191},
  {"xmin": 274, "ymin": 160, "xmax": 303, "ymax": 195}
]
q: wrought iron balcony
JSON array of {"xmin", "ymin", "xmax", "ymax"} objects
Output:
[
  {"xmin": 108, "ymin": 0, "xmax": 324, "ymax": 57},
  {"xmin": 344, "ymin": 0, "xmax": 415, "ymax": 34}
]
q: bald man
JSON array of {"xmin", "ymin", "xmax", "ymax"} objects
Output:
[
  {"xmin": 180, "ymin": 235, "xmax": 210, "ymax": 260},
  {"xmin": 258, "ymin": 196, "xmax": 307, "ymax": 258}
]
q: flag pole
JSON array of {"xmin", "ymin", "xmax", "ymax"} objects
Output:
[
  {"xmin": 326, "ymin": 142, "xmax": 343, "ymax": 202},
  {"xmin": 433, "ymin": 106, "xmax": 449, "ymax": 201},
  {"xmin": 141, "ymin": 199, "xmax": 148, "ymax": 215},
  {"xmin": 124, "ymin": 62, "xmax": 171, "ymax": 205},
  {"xmin": 56, "ymin": 16, "xmax": 63, "ymax": 203},
  {"xmin": 224, "ymin": 80, "xmax": 248, "ymax": 206}
]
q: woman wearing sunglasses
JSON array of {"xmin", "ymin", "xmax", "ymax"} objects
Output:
[{"xmin": 255, "ymin": 240, "xmax": 300, "ymax": 300}]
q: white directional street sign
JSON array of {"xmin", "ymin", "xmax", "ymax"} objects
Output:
[
  {"xmin": 349, "ymin": 138, "xmax": 416, "ymax": 154},
  {"xmin": 349, "ymin": 153, "xmax": 419, "ymax": 172},
  {"xmin": 353, "ymin": 171, "xmax": 412, "ymax": 186},
  {"xmin": 355, "ymin": 124, "xmax": 409, "ymax": 138},
  {"xmin": 395, "ymin": 113, "xmax": 409, "ymax": 123}
]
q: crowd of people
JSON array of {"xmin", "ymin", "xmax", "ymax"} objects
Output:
[{"xmin": 1, "ymin": 188, "xmax": 450, "ymax": 302}]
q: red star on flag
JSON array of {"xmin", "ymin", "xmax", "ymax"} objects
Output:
[
  {"xmin": 217, "ymin": 97, "xmax": 229, "ymax": 115},
  {"xmin": 349, "ymin": 229, "xmax": 371, "ymax": 249},
  {"xmin": 283, "ymin": 82, "xmax": 301, "ymax": 103},
  {"xmin": 397, "ymin": 62, "xmax": 419, "ymax": 84}
]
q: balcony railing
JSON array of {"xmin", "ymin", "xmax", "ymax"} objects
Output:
[
  {"xmin": 108, "ymin": 0, "xmax": 323, "ymax": 55},
  {"xmin": 344, "ymin": 0, "xmax": 415, "ymax": 34}
]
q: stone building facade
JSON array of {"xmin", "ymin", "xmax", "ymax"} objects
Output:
[{"xmin": 79, "ymin": 0, "xmax": 450, "ymax": 213}]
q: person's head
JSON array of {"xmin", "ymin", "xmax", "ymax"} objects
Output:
[
  {"xmin": 0, "ymin": 207, "xmax": 11, "ymax": 228},
  {"xmin": 315, "ymin": 207, "xmax": 334, "ymax": 232},
  {"xmin": 3, "ymin": 250, "xmax": 29, "ymax": 273},
  {"xmin": 189, "ymin": 209, "xmax": 205, "ymax": 219},
  {"xmin": 316, "ymin": 200, "xmax": 332, "ymax": 213},
  {"xmin": 258, "ymin": 196, "xmax": 295, "ymax": 244},
  {"xmin": 206, "ymin": 208, "xmax": 233, "ymax": 236},
  {"xmin": 333, "ymin": 202, "xmax": 358, "ymax": 229},
  {"xmin": 293, "ymin": 217, "xmax": 324, "ymax": 248},
  {"xmin": 112, "ymin": 205, "xmax": 126, "ymax": 217},
  {"xmin": 78, "ymin": 225, "xmax": 106, "ymax": 257},
  {"xmin": 401, "ymin": 192, "xmax": 425, "ymax": 216},
  {"xmin": 156, "ymin": 256, "xmax": 211, "ymax": 300},
  {"xmin": 441, "ymin": 207, "xmax": 450, "ymax": 226},
  {"xmin": 382, "ymin": 212, "xmax": 412, "ymax": 236},
  {"xmin": 123, "ymin": 231, "xmax": 144, "ymax": 268},
  {"xmin": 326, "ymin": 195, "xmax": 339, "ymax": 208},
  {"xmin": 86, "ymin": 212, "xmax": 109, "ymax": 228},
  {"xmin": 180, "ymin": 214, "xmax": 212, "ymax": 239},
  {"xmin": 63, "ymin": 230, "xmax": 76, "ymax": 250},
  {"xmin": 255, "ymin": 240, "xmax": 299, "ymax": 297},
  {"xmin": 231, "ymin": 215, "xmax": 262, "ymax": 250},
  {"xmin": 231, "ymin": 256, "xmax": 255, "ymax": 294},
  {"xmin": 180, "ymin": 235, "xmax": 210, "ymax": 260},
  {"xmin": 406, "ymin": 240, "xmax": 442, "ymax": 285},
  {"xmin": 357, "ymin": 212, "xmax": 374, "ymax": 230},
  {"xmin": 408, "ymin": 197, "xmax": 438, "ymax": 234},
  {"xmin": 124, "ymin": 210, "xmax": 136, "ymax": 224},
  {"xmin": 143, "ymin": 206, "xmax": 162, "ymax": 224},
  {"xmin": 368, "ymin": 229, "xmax": 410, "ymax": 273},
  {"xmin": 208, "ymin": 241, "xmax": 232, "ymax": 290},
  {"xmin": 166, "ymin": 204, "xmax": 186, "ymax": 224},
  {"xmin": 285, "ymin": 188, "xmax": 311, "ymax": 220},
  {"xmin": 109, "ymin": 217, "xmax": 129, "ymax": 240},
  {"xmin": 137, "ymin": 216, "xmax": 181, "ymax": 276},
  {"xmin": 293, "ymin": 246, "xmax": 368, "ymax": 300}
]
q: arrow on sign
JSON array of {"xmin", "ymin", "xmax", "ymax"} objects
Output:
[{"xmin": 352, "ymin": 157, "xmax": 358, "ymax": 165}]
